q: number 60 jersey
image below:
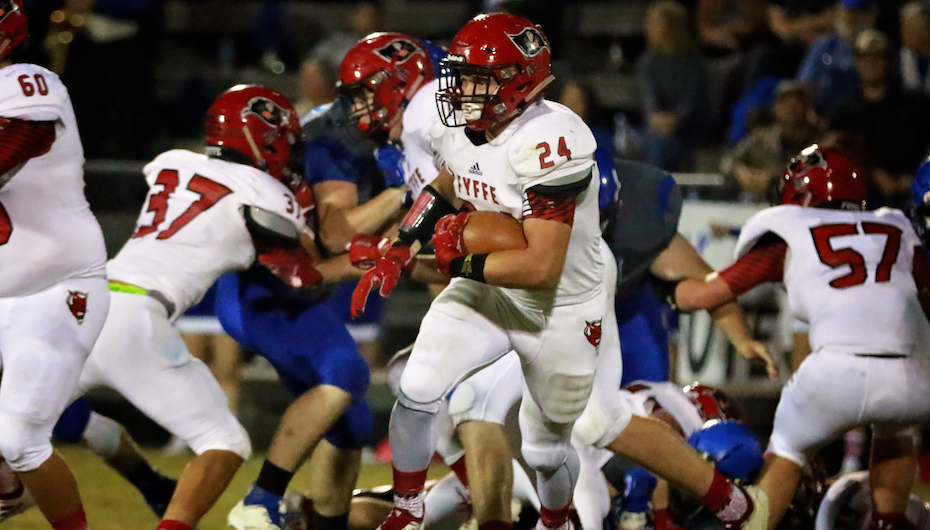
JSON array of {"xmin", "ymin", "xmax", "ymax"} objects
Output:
[
  {"xmin": 0, "ymin": 64, "xmax": 106, "ymax": 298},
  {"xmin": 735, "ymin": 205, "xmax": 930, "ymax": 356},
  {"xmin": 107, "ymin": 149, "xmax": 303, "ymax": 317}
]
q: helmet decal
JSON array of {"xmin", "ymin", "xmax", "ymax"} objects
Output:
[
  {"xmin": 0, "ymin": 1, "xmax": 20, "ymax": 23},
  {"xmin": 242, "ymin": 97, "xmax": 289, "ymax": 127},
  {"xmin": 507, "ymin": 27, "xmax": 548, "ymax": 59},
  {"xmin": 377, "ymin": 39, "xmax": 420, "ymax": 65}
]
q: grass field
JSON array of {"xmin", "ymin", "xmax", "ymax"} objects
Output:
[
  {"xmin": 11, "ymin": 446, "xmax": 447, "ymax": 530},
  {"xmin": 11, "ymin": 446, "xmax": 930, "ymax": 529}
]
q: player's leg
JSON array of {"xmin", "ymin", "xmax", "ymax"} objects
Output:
[
  {"xmin": 450, "ymin": 352, "xmax": 524, "ymax": 528},
  {"xmin": 52, "ymin": 397, "xmax": 176, "ymax": 516},
  {"xmin": 515, "ymin": 290, "xmax": 610, "ymax": 530},
  {"xmin": 230, "ymin": 300, "xmax": 370, "ymax": 530},
  {"xmin": 386, "ymin": 281, "xmax": 514, "ymax": 530},
  {"xmin": 570, "ymin": 439, "xmax": 614, "ymax": 530},
  {"xmin": 0, "ymin": 277, "xmax": 108, "ymax": 529},
  {"xmin": 577, "ymin": 298, "xmax": 767, "ymax": 529},
  {"xmin": 83, "ymin": 291, "xmax": 250, "ymax": 530},
  {"xmin": 866, "ymin": 427, "xmax": 919, "ymax": 529},
  {"xmin": 758, "ymin": 352, "xmax": 876, "ymax": 529},
  {"xmin": 304, "ymin": 439, "xmax": 364, "ymax": 530},
  {"xmin": 615, "ymin": 285, "xmax": 671, "ymax": 386}
]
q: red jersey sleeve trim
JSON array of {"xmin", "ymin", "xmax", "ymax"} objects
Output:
[
  {"xmin": 0, "ymin": 118, "xmax": 56, "ymax": 179},
  {"xmin": 718, "ymin": 233, "xmax": 788, "ymax": 296},
  {"xmin": 524, "ymin": 189, "xmax": 576, "ymax": 226}
]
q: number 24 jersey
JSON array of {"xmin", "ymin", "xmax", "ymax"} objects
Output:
[
  {"xmin": 735, "ymin": 205, "xmax": 930, "ymax": 356},
  {"xmin": 107, "ymin": 149, "xmax": 303, "ymax": 316}
]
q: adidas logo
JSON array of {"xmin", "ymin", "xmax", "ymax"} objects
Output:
[{"xmin": 468, "ymin": 163, "xmax": 482, "ymax": 175}]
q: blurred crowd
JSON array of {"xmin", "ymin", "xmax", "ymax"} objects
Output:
[{"xmin": 16, "ymin": 0, "xmax": 930, "ymax": 210}]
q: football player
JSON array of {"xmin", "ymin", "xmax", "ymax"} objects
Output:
[
  {"xmin": 672, "ymin": 145, "xmax": 930, "ymax": 530},
  {"xmin": 222, "ymin": 34, "xmax": 450, "ymax": 530},
  {"xmin": 340, "ymin": 34, "xmax": 777, "ymax": 526},
  {"xmin": 0, "ymin": 2, "xmax": 110, "ymax": 529},
  {"xmin": 67, "ymin": 85, "xmax": 323, "ymax": 530},
  {"xmin": 351, "ymin": 13, "xmax": 768, "ymax": 530}
]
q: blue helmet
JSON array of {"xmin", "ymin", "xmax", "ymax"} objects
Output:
[{"xmin": 688, "ymin": 420, "xmax": 763, "ymax": 482}]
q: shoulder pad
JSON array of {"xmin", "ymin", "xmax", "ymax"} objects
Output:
[
  {"xmin": 242, "ymin": 205, "xmax": 300, "ymax": 248},
  {"xmin": 734, "ymin": 205, "xmax": 796, "ymax": 259},
  {"xmin": 508, "ymin": 110, "xmax": 596, "ymax": 185}
]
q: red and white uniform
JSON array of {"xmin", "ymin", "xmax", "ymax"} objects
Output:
[
  {"xmin": 107, "ymin": 149, "xmax": 302, "ymax": 317},
  {"xmin": 401, "ymin": 78, "xmax": 442, "ymax": 198},
  {"xmin": 0, "ymin": 63, "xmax": 110, "ymax": 472},
  {"xmin": 0, "ymin": 64, "xmax": 106, "ymax": 297},
  {"xmin": 78, "ymin": 149, "xmax": 303, "ymax": 459},
  {"xmin": 731, "ymin": 205, "xmax": 930, "ymax": 465},
  {"xmin": 396, "ymin": 97, "xmax": 614, "ymax": 497}
]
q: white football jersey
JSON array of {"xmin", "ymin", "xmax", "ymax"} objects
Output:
[
  {"xmin": 107, "ymin": 150, "xmax": 303, "ymax": 317},
  {"xmin": 735, "ymin": 205, "xmax": 930, "ymax": 356},
  {"xmin": 622, "ymin": 381, "xmax": 706, "ymax": 437},
  {"xmin": 0, "ymin": 63, "xmax": 106, "ymax": 298},
  {"xmin": 430, "ymin": 100, "xmax": 605, "ymax": 308},
  {"xmin": 401, "ymin": 78, "xmax": 443, "ymax": 198}
]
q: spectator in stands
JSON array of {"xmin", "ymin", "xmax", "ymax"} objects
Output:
[
  {"xmin": 829, "ymin": 29, "xmax": 930, "ymax": 208},
  {"xmin": 899, "ymin": 1, "xmax": 930, "ymax": 96},
  {"xmin": 638, "ymin": 0, "xmax": 711, "ymax": 170},
  {"xmin": 557, "ymin": 79, "xmax": 618, "ymax": 165},
  {"xmin": 768, "ymin": 0, "xmax": 836, "ymax": 46},
  {"xmin": 696, "ymin": 0, "xmax": 772, "ymax": 53},
  {"xmin": 797, "ymin": 0, "xmax": 878, "ymax": 117},
  {"xmin": 722, "ymin": 80, "xmax": 821, "ymax": 201},
  {"xmin": 294, "ymin": 53, "xmax": 339, "ymax": 116}
]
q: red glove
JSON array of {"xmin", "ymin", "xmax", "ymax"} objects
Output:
[
  {"xmin": 258, "ymin": 247, "xmax": 324, "ymax": 289},
  {"xmin": 352, "ymin": 245, "xmax": 414, "ymax": 317},
  {"xmin": 290, "ymin": 179, "xmax": 316, "ymax": 227},
  {"xmin": 348, "ymin": 234, "xmax": 390, "ymax": 270},
  {"xmin": 652, "ymin": 509, "xmax": 684, "ymax": 530},
  {"xmin": 432, "ymin": 212, "xmax": 468, "ymax": 276}
]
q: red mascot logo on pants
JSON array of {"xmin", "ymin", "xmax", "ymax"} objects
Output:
[
  {"xmin": 584, "ymin": 319, "xmax": 602, "ymax": 347},
  {"xmin": 66, "ymin": 291, "xmax": 88, "ymax": 324}
]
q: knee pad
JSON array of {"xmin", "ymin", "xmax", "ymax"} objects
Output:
[
  {"xmin": 83, "ymin": 412, "xmax": 122, "ymax": 459},
  {"xmin": 396, "ymin": 363, "xmax": 450, "ymax": 414},
  {"xmin": 572, "ymin": 390, "xmax": 634, "ymax": 448},
  {"xmin": 0, "ymin": 411, "xmax": 53, "ymax": 472},
  {"xmin": 521, "ymin": 438, "xmax": 575, "ymax": 476},
  {"xmin": 52, "ymin": 397, "xmax": 91, "ymax": 444},
  {"xmin": 324, "ymin": 399, "xmax": 373, "ymax": 450},
  {"xmin": 185, "ymin": 416, "xmax": 253, "ymax": 461}
]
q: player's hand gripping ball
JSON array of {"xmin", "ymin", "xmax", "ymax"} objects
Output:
[{"xmin": 433, "ymin": 211, "xmax": 527, "ymax": 276}]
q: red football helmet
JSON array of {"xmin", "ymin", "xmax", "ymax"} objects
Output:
[
  {"xmin": 683, "ymin": 383, "xmax": 742, "ymax": 423},
  {"xmin": 436, "ymin": 13, "xmax": 554, "ymax": 131},
  {"xmin": 0, "ymin": 0, "xmax": 27, "ymax": 61},
  {"xmin": 780, "ymin": 145, "xmax": 866, "ymax": 209},
  {"xmin": 205, "ymin": 84, "xmax": 301, "ymax": 181},
  {"xmin": 337, "ymin": 33, "xmax": 434, "ymax": 135}
]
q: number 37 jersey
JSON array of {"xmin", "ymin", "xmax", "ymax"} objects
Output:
[
  {"xmin": 107, "ymin": 149, "xmax": 303, "ymax": 316},
  {"xmin": 735, "ymin": 205, "xmax": 930, "ymax": 356}
]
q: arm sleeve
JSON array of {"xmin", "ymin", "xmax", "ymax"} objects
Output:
[
  {"xmin": 0, "ymin": 118, "xmax": 56, "ymax": 179},
  {"xmin": 718, "ymin": 232, "xmax": 788, "ymax": 296}
]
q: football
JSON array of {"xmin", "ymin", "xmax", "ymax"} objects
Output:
[{"xmin": 461, "ymin": 210, "xmax": 528, "ymax": 254}]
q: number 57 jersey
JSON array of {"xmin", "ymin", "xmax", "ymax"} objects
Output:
[
  {"xmin": 107, "ymin": 149, "xmax": 303, "ymax": 317},
  {"xmin": 735, "ymin": 205, "xmax": 930, "ymax": 356}
]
